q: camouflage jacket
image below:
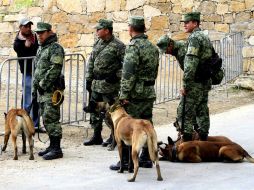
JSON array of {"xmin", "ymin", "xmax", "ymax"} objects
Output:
[
  {"xmin": 119, "ymin": 34, "xmax": 159, "ymax": 100},
  {"xmin": 171, "ymin": 40, "xmax": 187, "ymax": 71},
  {"xmin": 183, "ymin": 27, "xmax": 213, "ymax": 91},
  {"xmin": 86, "ymin": 35, "xmax": 125, "ymax": 94},
  {"xmin": 33, "ymin": 34, "xmax": 64, "ymax": 102}
]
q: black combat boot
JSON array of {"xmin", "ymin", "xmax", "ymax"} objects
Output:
[
  {"xmin": 43, "ymin": 136, "xmax": 63, "ymax": 160},
  {"xmin": 139, "ymin": 147, "xmax": 153, "ymax": 168},
  {"xmin": 38, "ymin": 136, "xmax": 53, "ymax": 156},
  {"xmin": 182, "ymin": 133, "xmax": 193, "ymax": 142},
  {"xmin": 110, "ymin": 145, "xmax": 129, "ymax": 171},
  {"xmin": 102, "ymin": 134, "xmax": 113, "ymax": 147},
  {"xmin": 83, "ymin": 101, "xmax": 96, "ymax": 113},
  {"xmin": 83, "ymin": 130, "xmax": 103, "ymax": 146},
  {"xmin": 199, "ymin": 133, "xmax": 208, "ymax": 141}
]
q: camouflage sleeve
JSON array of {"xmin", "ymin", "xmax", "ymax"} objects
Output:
[
  {"xmin": 119, "ymin": 44, "xmax": 139, "ymax": 100},
  {"xmin": 116, "ymin": 44, "xmax": 126, "ymax": 78},
  {"xmin": 39, "ymin": 44, "xmax": 64, "ymax": 91},
  {"xmin": 183, "ymin": 37, "xmax": 200, "ymax": 89},
  {"xmin": 85, "ymin": 52, "xmax": 94, "ymax": 81}
]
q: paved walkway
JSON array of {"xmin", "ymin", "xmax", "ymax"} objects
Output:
[{"xmin": 1, "ymin": 104, "xmax": 254, "ymax": 190}]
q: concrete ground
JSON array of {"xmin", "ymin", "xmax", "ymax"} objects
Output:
[{"xmin": 0, "ymin": 104, "xmax": 254, "ymax": 190}]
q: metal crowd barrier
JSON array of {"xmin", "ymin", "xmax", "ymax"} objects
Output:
[
  {"xmin": 0, "ymin": 53, "xmax": 87, "ymax": 127},
  {"xmin": 0, "ymin": 32, "xmax": 244, "ymax": 126}
]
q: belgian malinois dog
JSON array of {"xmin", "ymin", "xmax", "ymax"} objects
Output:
[
  {"xmin": 109, "ymin": 103, "xmax": 163, "ymax": 182},
  {"xmin": 159, "ymin": 136, "xmax": 254, "ymax": 163},
  {"xmin": 2, "ymin": 109, "xmax": 35, "ymax": 160}
]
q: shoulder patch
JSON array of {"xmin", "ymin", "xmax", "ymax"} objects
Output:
[
  {"xmin": 187, "ymin": 46, "xmax": 199, "ymax": 56},
  {"xmin": 50, "ymin": 55, "xmax": 63, "ymax": 65}
]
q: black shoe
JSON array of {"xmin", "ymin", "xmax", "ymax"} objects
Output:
[
  {"xmin": 43, "ymin": 149, "xmax": 63, "ymax": 160},
  {"xmin": 83, "ymin": 135, "xmax": 103, "ymax": 146},
  {"xmin": 38, "ymin": 147, "xmax": 51, "ymax": 157},
  {"xmin": 109, "ymin": 161, "xmax": 128, "ymax": 171},
  {"xmin": 139, "ymin": 147, "xmax": 153, "ymax": 168},
  {"xmin": 102, "ymin": 135, "xmax": 112, "ymax": 147}
]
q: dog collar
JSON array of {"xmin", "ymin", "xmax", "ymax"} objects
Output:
[{"xmin": 171, "ymin": 144, "xmax": 178, "ymax": 162}]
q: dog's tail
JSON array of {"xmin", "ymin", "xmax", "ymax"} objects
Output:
[
  {"xmin": 147, "ymin": 127, "xmax": 158, "ymax": 163},
  {"xmin": 244, "ymin": 150, "xmax": 254, "ymax": 163},
  {"xmin": 16, "ymin": 109, "xmax": 35, "ymax": 136}
]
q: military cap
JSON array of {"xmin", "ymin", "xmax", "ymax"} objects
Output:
[
  {"xmin": 128, "ymin": 16, "xmax": 145, "ymax": 27},
  {"xmin": 95, "ymin": 19, "xmax": 113, "ymax": 29},
  {"xmin": 156, "ymin": 35, "xmax": 174, "ymax": 53},
  {"xmin": 19, "ymin": 18, "xmax": 33, "ymax": 26},
  {"xmin": 181, "ymin": 12, "xmax": 201, "ymax": 22},
  {"xmin": 35, "ymin": 22, "xmax": 52, "ymax": 32}
]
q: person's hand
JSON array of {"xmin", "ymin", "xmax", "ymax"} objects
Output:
[
  {"xmin": 25, "ymin": 39, "xmax": 32, "ymax": 47},
  {"xmin": 86, "ymin": 80, "xmax": 92, "ymax": 92},
  {"xmin": 120, "ymin": 99, "xmax": 129, "ymax": 105},
  {"xmin": 180, "ymin": 88, "xmax": 187, "ymax": 96}
]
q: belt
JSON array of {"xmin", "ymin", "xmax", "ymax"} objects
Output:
[{"xmin": 144, "ymin": 80, "xmax": 155, "ymax": 86}]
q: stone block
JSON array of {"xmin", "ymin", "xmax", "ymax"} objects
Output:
[
  {"xmin": 87, "ymin": 0, "xmax": 105, "ymax": 13},
  {"xmin": 171, "ymin": 32, "xmax": 189, "ymax": 40},
  {"xmin": 126, "ymin": 0, "xmax": 145, "ymax": 10},
  {"xmin": 43, "ymin": 0, "xmax": 54, "ymax": 10},
  {"xmin": 155, "ymin": 2, "xmax": 171, "ymax": 14},
  {"xmin": 3, "ymin": 14, "xmax": 25, "ymax": 22},
  {"xmin": 201, "ymin": 22, "xmax": 215, "ymax": 30},
  {"xmin": 198, "ymin": 1, "xmax": 216, "ymax": 14},
  {"xmin": 57, "ymin": 0, "xmax": 83, "ymax": 13},
  {"xmin": 112, "ymin": 11, "xmax": 128, "ymax": 22},
  {"xmin": 223, "ymin": 13, "xmax": 234, "ymax": 23},
  {"xmin": 203, "ymin": 14, "xmax": 222, "ymax": 22},
  {"xmin": 0, "ymin": 22, "xmax": 13, "ymax": 33},
  {"xmin": 242, "ymin": 46, "xmax": 254, "ymax": 58},
  {"xmin": 146, "ymin": 30, "xmax": 165, "ymax": 44},
  {"xmin": 0, "ymin": 33, "xmax": 12, "ymax": 48},
  {"xmin": 249, "ymin": 22, "xmax": 254, "ymax": 30},
  {"xmin": 207, "ymin": 31, "xmax": 225, "ymax": 41},
  {"xmin": 231, "ymin": 22, "xmax": 249, "ymax": 33},
  {"xmin": 143, "ymin": 5, "xmax": 161, "ymax": 18},
  {"xmin": 172, "ymin": 5, "xmax": 181, "ymax": 14},
  {"xmin": 27, "ymin": 7, "xmax": 43, "ymax": 17},
  {"xmin": 215, "ymin": 23, "xmax": 229, "ymax": 33},
  {"xmin": 150, "ymin": 16, "xmax": 168, "ymax": 30},
  {"xmin": 2, "ymin": 0, "xmax": 10, "ymax": 6},
  {"xmin": 106, "ymin": 0, "xmax": 121, "ymax": 12},
  {"xmin": 235, "ymin": 12, "xmax": 251, "ymax": 23},
  {"xmin": 216, "ymin": 3, "xmax": 229, "ymax": 15},
  {"xmin": 89, "ymin": 12, "xmax": 107, "ymax": 23},
  {"xmin": 245, "ymin": 0, "xmax": 254, "ymax": 10},
  {"xmin": 168, "ymin": 23, "xmax": 179, "ymax": 32},
  {"xmin": 68, "ymin": 14, "xmax": 89, "ymax": 25},
  {"xmin": 181, "ymin": 0, "xmax": 193, "ymax": 11},
  {"xmin": 113, "ymin": 22, "xmax": 128, "ymax": 32},
  {"xmin": 68, "ymin": 23, "xmax": 83, "ymax": 33},
  {"xmin": 119, "ymin": 31, "xmax": 131, "ymax": 45},
  {"xmin": 230, "ymin": 1, "xmax": 245, "ymax": 12},
  {"xmin": 78, "ymin": 33, "xmax": 95, "ymax": 47},
  {"xmin": 59, "ymin": 33, "xmax": 79, "ymax": 48},
  {"xmin": 51, "ymin": 12, "xmax": 68, "ymax": 23}
]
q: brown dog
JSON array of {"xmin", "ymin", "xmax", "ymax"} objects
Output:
[
  {"xmin": 109, "ymin": 104, "xmax": 163, "ymax": 182},
  {"xmin": 2, "ymin": 109, "xmax": 35, "ymax": 160},
  {"xmin": 159, "ymin": 136, "xmax": 254, "ymax": 163}
]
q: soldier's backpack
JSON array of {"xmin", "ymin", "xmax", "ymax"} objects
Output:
[{"xmin": 195, "ymin": 47, "xmax": 224, "ymax": 85}]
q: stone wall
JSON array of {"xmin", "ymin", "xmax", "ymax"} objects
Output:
[{"xmin": 0, "ymin": 0, "xmax": 254, "ymax": 71}]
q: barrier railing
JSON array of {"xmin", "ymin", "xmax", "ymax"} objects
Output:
[{"xmin": 0, "ymin": 32, "xmax": 244, "ymax": 127}]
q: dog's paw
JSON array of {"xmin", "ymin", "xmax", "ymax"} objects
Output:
[
  {"xmin": 29, "ymin": 155, "xmax": 34, "ymax": 160},
  {"xmin": 127, "ymin": 177, "xmax": 135, "ymax": 182},
  {"xmin": 13, "ymin": 156, "xmax": 18, "ymax": 160}
]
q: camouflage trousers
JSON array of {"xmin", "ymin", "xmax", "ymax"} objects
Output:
[
  {"xmin": 39, "ymin": 99, "xmax": 62, "ymax": 138},
  {"xmin": 124, "ymin": 98, "xmax": 155, "ymax": 123},
  {"xmin": 177, "ymin": 88, "xmax": 210, "ymax": 135},
  {"xmin": 90, "ymin": 91, "xmax": 118, "ymax": 133}
]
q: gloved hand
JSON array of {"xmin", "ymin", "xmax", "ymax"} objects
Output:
[{"xmin": 86, "ymin": 80, "xmax": 92, "ymax": 92}]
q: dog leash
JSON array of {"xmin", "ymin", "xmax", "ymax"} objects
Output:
[{"xmin": 181, "ymin": 95, "xmax": 186, "ymax": 134}]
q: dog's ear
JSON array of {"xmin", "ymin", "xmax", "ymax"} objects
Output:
[
  {"xmin": 167, "ymin": 136, "xmax": 174, "ymax": 145},
  {"xmin": 4, "ymin": 112, "xmax": 7, "ymax": 118}
]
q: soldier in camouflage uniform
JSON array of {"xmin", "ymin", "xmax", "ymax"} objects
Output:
[
  {"xmin": 157, "ymin": 35, "xmax": 200, "ymax": 132},
  {"xmin": 176, "ymin": 12, "xmax": 213, "ymax": 141},
  {"xmin": 32, "ymin": 22, "xmax": 65, "ymax": 160},
  {"xmin": 110, "ymin": 16, "xmax": 159, "ymax": 171},
  {"xmin": 83, "ymin": 19, "xmax": 125, "ymax": 146}
]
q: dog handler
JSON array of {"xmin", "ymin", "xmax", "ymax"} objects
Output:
[
  {"xmin": 110, "ymin": 16, "xmax": 159, "ymax": 170},
  {"xmin": 174, "ymin": 12, "xmax": 213, "ymax": 141},
  {"xmin": 32, "ymin": 22, "xmax": 65, "ymax": 160}
]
